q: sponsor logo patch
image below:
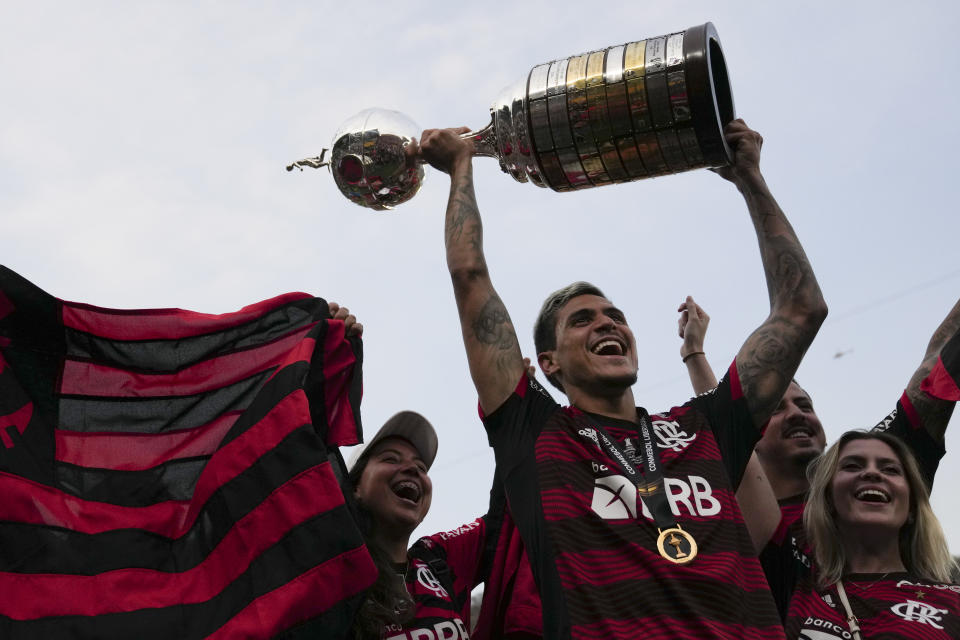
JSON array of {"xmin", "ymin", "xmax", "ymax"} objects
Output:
[
  {"xmin": 799, "ymin": 617, "xmax": 851, "ymax": 639},
  {"xmin": 589, "ymin": 473, "xmax": 720, "ymax": 520},
  {"xmin": 591, "ymin": 475, "xmax": 638, "ymax": 519},
  {"xmin": 436, "ymin": 520, "xmax": 480, "ymax": 541},
  {"xmin": 896, "ymin": 579, "xmax": 960, "ymax": 594},
  {"xmin": 384, "ymin": 619, "xmax": 470, "ymax": 640}
]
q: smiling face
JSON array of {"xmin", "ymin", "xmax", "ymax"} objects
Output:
[
  {"xmin": 831, "ymin": 437, "xmax": 911, "ymax": 536},
  {"xmin": 354, "ymin": 437, "xmax": 432, "ymax": 535},
  {"xmin": 539, "ymin": 294, "xmax": 639, "ymax": 396},
  {"xmin": 756, "ymin": 382, "xmax": 826, "ymax": 471}
]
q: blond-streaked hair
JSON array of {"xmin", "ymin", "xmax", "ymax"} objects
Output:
[{"xmin": 804, "ymin": 431, "xmax": 956, "ymax": 587}]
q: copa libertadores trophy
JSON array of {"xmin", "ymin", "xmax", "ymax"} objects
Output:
[{"xmin": 288, "ymin": 23, "xmax": 734, "ymax": 211}]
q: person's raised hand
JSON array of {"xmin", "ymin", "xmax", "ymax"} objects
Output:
[
  {"xmin": 328, "ymin": 301, "xmax": 363, "ymax": 337},
  {"xmin": 710, "ymin": 118, "xmax": 763, "ymax": 185},
  {"xmin": 419, "ymin": 127, "xmax": 473, "ymax": 175},
  {"xmin": 678, "ymin": 295, "xmax": 709, "ymax": 359}
]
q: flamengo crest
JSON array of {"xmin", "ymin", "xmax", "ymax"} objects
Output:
[
  {"xmin": 652, "ymin": 419, "xmax": 696, "ymax": 451},
  {"xmin": 890, "ymin": 599, "xmax": 948, "ymax": 629},
  {"xmin": 416, "ymin": 565, "xmax": 449, "ymax": 599}
]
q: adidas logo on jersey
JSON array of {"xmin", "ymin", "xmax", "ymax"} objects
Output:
[
  {"xmin": 577, "ymin": 427, "xmax": 599, "ymax": 445},
  {"xmin": 590, "ymin": 474, "xmax": 720, "ymax": 520}
]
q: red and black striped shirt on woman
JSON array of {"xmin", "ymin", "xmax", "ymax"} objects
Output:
[{"xmin": 784, "ymin": 572, "xmax": 960, "ymax": 639}]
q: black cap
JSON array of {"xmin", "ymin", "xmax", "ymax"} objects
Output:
[{"xmin": 347, "ymin": 410, "xmax": 438, "ymax": 471}]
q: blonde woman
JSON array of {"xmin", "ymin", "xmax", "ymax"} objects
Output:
[{"xmin": 771, "ymin": 431, "xmax": 958, "ymax": 639}]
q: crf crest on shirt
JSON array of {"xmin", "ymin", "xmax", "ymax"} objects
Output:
[
  {"xmin": 383, "ymin": 559, "xmax": 472, "ymax": 640},
  {"xmin": 385, "ymin": 514, "xmax": 496, "ymax": 640},
  {"xmin": 652, "ymin": 418, "xmax": 697, "ymax": 451},
  {"xmin": 786, "ymin": 574, "xmax": 960, "ymax": 640}
]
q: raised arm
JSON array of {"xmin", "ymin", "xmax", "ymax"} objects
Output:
[
  {"xmin": 419, "ymin": 128, "xmax": 524, "ymax": 413},
  {"xmin": 904, "ymin": 297, "xmax": 960, "ymax": 443},
  {"xmin": 737, "ymin": 452, "xmax": 781, "ymax": 553},
  {"xmin": 678, "ymin": 295, "xmax": 718, "ymax": 394},
  {"xmin": 678, "ymin": 296, "xmax": 778, "ymax": 549},
  {"xmin": 716, "ymin": 120, "xmax": 828, "ymax": 429}
]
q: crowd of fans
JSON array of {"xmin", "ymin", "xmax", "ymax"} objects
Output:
[{"xmin": 336, "ymin": 119, "xmax": 960, "ymax": 640}]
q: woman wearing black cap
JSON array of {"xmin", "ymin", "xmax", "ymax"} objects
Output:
[
  {"xmin": 324, "ymin": 304, "xmax": 524, "ymax": 639},
  {"xmin": 345, "ymin": 410, "xmax": 503, "ymax": 640}
]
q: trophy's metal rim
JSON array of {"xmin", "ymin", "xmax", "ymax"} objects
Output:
[{"xmin": 682, "ymin": 22, "xmax": 736, "ymax": 167}]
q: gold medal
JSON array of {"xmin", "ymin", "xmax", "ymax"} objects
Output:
[{"xmin": 656, "ymin": 526, "xmax": 698, "ymax": 564}]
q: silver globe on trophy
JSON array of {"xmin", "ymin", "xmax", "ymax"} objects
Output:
[{"xmin": 288, "ymin": 22, "xmax": 734, "ymax": 211}]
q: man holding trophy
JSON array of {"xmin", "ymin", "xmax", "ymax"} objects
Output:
[{"xmin": 418, "ymin": 117, "xmax": 827, "ymax": 639}]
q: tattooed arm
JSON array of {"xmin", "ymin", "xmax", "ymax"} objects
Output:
[
  {"xmin": 420, "ymin": 128, "xmax": 524, "ymax": 413},
  {"xmin": 715, "ymin": 120, "xmax": 828, "ymax": 429},
  {"xmin": 903, "ymin": 298, "xmax": 960, "ymax": 443}
]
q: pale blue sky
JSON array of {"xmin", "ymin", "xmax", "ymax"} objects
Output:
[{"xmin": 2, "ymin": 1, "xmax": 958, "ymax": 551}]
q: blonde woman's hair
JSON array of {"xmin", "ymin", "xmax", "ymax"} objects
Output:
[{"xmin": 804, "ymin": 430, "xmax": 956, "ymax": 587}]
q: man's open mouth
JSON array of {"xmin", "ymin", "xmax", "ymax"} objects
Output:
[
  {"xmin": 784, "ymin": 426, "xmax": 814, "ymax": 439},
  {"xmin": 591, "ymin": 339, "xmax": 624, "ymax": 356}
]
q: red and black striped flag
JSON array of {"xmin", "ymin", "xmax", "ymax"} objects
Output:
[{"xmin": 0, "ymin": 266, "xmax": 375, "ymax": 639}]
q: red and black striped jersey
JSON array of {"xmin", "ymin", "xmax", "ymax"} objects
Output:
[
  {"xmin": 382, "ymin": 472, "xmax": 509, "ymax": 640},
  {"xmin": 472, "ymin": 502, "xmax": 543, "ymax": 640},
  {"xmin": 761, "ymin": 391, "xmax": 947, "ymax": 621},
  {"xmin": 481, "ymin": 365, "xmax": 784, "ymax": 640},
  {"xmin": 784, "ymin": 573, "xmax": 960, "ymax": 639},
  {"xmin": 386, "ymin": 518, "xmax": 489, "ymax": 640}
]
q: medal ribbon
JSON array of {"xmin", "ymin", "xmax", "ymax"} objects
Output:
[{"xmin": 581, "ymin": 409, "xmax": 677, "ymax": 531}]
